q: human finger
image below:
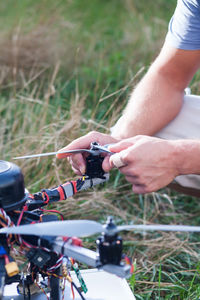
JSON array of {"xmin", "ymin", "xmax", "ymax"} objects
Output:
[
  {"xmin": 71, "ymin": 165, "xmax": 83, "ymax": 176},
  {"xmin": 57, "ymin": 131, "xmax": 118, "ymax": 159},
  {"xmin": 124, "ymin": 175, "xmax": 140, "ymax": 184},
  {"xmin": 102, "ymin": 156, "xmax": 113, "ymax": 172},
  {"xmin": 110, "ymin": 153, "xmax": 126, "ymax": 169},
  {"xmin": 132, "ymin": 184, "xmax": 146, "ymax": 194},
  {"xmin": 56, "ymin": 135, "xmax": 93, "ymax": 159},
  {"xmin": 68, "ymin": 154, "xmax": 86, "ymax": 175},
  {"xmin": 108, "ymin": 139, "xmax": 134, "ymax": 153}
]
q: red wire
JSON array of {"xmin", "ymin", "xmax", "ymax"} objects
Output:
[
  {"xmin": 71, "ymin": 283, "xmax": 75, "ymax": 300},
  {"xmin": 57, "ymin": 186, "xmax": 65, "ymax": 201},
  {"xmin": 28, "ymin": 193, "xmax": 34, "ymax": 199},
  {"xmin": 4, "ymin": 255, "xmax": 9, "ymax": 265},
  {"xmin": 42, "ymin": 192, "xmax": 50, "ymax": 204},
  {"xmin": 39, "ymin": 208, "xmax": 64, "ymax": 220},
  {"xmin": 124, "ymin": 255, "xmax": 134, "ymax": 273},
  {"xmin": 17, "ymin": 205, "xmax": 28, "ymax": 226}
]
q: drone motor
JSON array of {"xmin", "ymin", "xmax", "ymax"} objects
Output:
[
  {"xmin": 96, "ymin": 217, "xmax": 123, "ymax": 265},
  {"xmin": 0, "ymin": 160, "xmax": 27, "ymax": 211}
]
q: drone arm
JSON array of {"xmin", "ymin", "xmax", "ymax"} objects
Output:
[
  {"xmin": 27, "ymin": 174, "xmax": 109, "ymax": 209},
  {"xmin": 53, "ymin": 174, "xmax": 109, "ymax": 200},
  {"xmin": 53, "ymin": 238, "xmax": 131, "ymax": 278},
  {"xmin": 101, "ymin": 264, "xmax": 132, "ymax": 278},
  {"xmin": 53, "ymin": 239, "xmax": 98, "ymax": 268}
]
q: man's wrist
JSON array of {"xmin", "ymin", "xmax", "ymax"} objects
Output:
[{"xmin": 170, "ymin": 140, "xmax": 200, "ymax": 176}]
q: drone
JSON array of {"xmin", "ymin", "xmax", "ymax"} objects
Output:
[{"xmin": 0, "ymin": 142, "xmax": 200, "ymax": 300}]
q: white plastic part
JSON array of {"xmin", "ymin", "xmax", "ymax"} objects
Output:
[{"xmin": 3, "ymin": 269, "xmax": 136, "ymax": 300}]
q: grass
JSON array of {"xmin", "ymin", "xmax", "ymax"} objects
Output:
[{"xmin": 1, "ymin": 0, "xmax": 200, "ymax": 299}]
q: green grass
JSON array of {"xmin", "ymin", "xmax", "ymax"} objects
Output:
[{"xmin": 1, "ymin": 0, "xmax": 200, "ymax": 299}]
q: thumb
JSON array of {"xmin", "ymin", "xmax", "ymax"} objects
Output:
[{"xmin": 56, "ymin": 135, "xmax": 94, "ymax": 159}]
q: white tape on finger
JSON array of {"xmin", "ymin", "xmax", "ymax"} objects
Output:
[{"xmin": 112, "ymin": 153, "xmax": 126, "ymax": 168}]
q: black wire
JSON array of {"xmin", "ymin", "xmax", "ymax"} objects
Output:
[
  {"xmin": 27, "ymin": 284, "xmax": 31, "ymax": 300},
  {"xmin": 22, "ymin": 277, "xmax": 26, "ymax": 300},
  {"xmin": 72, "ymin": 282, "xmax": 86, "ymax": 300},
  {"xmin": 61, "ymin": 239, "xmax": 70, "ymax": 255},
  {"xmin": 76, "ymin": 178, "xmax": 85, "ymax": 191}
]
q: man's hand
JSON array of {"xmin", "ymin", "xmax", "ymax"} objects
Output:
[
  {"xmin": 108, "ymin": 135, "xmax": 180, "ymax": 194},
  {"xmin": 56, "ymin": 131, "xmax": 119, "ymax": 175}
]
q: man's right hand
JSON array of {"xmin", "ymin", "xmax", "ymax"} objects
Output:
[{"xmin": 56, "ymin": 131, "xmax": 119, "ymax": 175}]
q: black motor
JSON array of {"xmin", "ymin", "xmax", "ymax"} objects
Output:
[{"xmin": 0, "ymin": 161, "xmax": 27, "ymax": 211}]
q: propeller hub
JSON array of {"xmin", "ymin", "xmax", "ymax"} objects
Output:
[
  {"xmin": 89, "ymin": 142, "xmax": 101, "ymax": 156},
  {"xmin": 103, "ymin": 216, "xmax": 118, "ymax": 236}
]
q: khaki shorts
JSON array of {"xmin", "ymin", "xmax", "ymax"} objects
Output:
[{"xmin": 155, "ymin": 94, "xmax": 200, "ymax": 192}]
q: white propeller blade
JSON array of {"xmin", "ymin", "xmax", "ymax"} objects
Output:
[
  {"xmin": 118, "ymin": 224, "xmax": 200, "ymax": 232},
  {"xmin": 13, "ymin": 149, "xmax": 93, "ymax": 160},
  {"xmin": 0, "ymin": 220, "xmax": 103, "ymax": 237},
  {"xmin": 13, "ymin": 142, "xmax": 114, "ymax": 160},
  {"xmin": 1, "ymin": 220, "xmax": 200, "ymax": 238}
]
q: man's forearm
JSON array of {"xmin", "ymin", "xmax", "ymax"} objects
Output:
[
  {"xmin": 111, "ymin": 64, "xmax": 184, "ymax": 139},
  {"xmin": 111, "ymin": 42, "xmax": 200, "ymax": 140}
]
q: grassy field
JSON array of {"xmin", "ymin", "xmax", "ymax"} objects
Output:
[{"xmin": 1, "ymin": 1, "xmax": 200, "ymax": 299}]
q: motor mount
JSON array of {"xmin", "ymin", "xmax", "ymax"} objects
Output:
[
  {"xmin": 0, "ymin": 161, "xmax": 27, "ymax": 211},
  {"xmin": 96, "ymin": 217, "xmax": 123, "ymax": 265}
]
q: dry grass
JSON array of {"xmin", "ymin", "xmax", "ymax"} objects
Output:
[
  {"xmin": 0, "ymin": 20, "xmax": 85, "ymax": 92},
  {"xmin": 1, "ymin": 65, "xmax": 200, "ymax": 299},
  {"xmin": 1, "ymin": 2, "xmax": 200, "ymax": 297},
  {"xmin": 0, "ymin": 27, "xmax": 55, "ymax": 89}
]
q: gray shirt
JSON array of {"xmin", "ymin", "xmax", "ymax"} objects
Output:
[{"xmin": 166, "ymin": 0, "xmax": 200, "ymax": 50}]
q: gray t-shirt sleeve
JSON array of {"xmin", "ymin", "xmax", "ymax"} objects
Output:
[{"xmin": 166, "ymin": 0, "xmax": 200, "ymax": 50}]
